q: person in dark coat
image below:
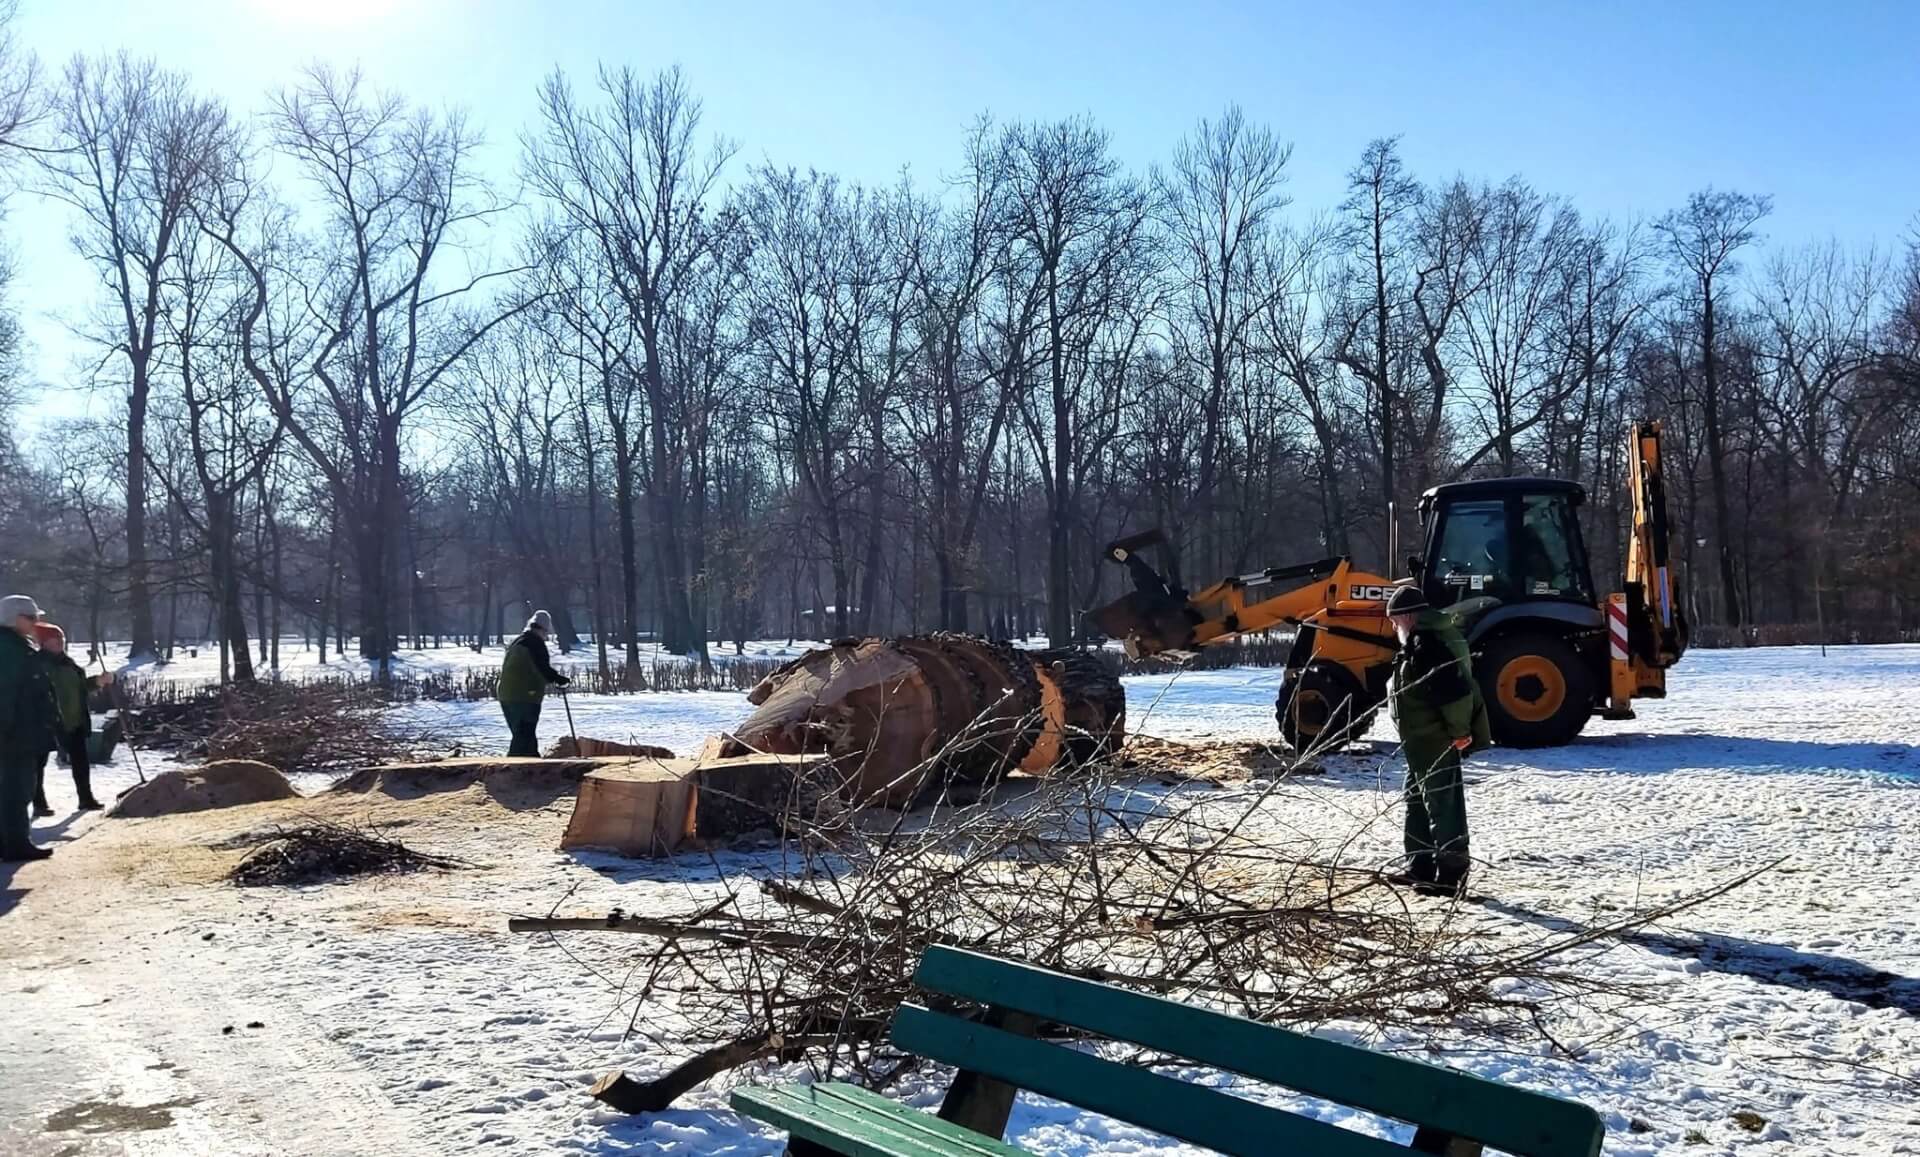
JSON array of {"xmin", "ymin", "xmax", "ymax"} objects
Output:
[
  {"xmin": 32, "ymin": 623, "xmax": 110, "ymax": 813},
  {"xmin": 1384, "ymin": 584, "xmax": 1489, "ymax": 897},
  {"xmin": 0, "ymin": 594, "xmax": 59, "ymax": 861},
  {"xmin": 498, "ymin": 610, "xmax": 569, "ymax": 757}
]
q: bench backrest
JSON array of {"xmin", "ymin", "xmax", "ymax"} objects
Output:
[{"xmin": 897, "ymin": 947, "xmax": 1602, "ymax": 1157}]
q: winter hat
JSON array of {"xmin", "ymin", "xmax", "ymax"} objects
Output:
[
  {"xmin": 34, "ymin": 623, "xmax": 65, "ymax": 649},
  {"xmin": 527, "ymin": 609, "xmax": 554, "ymax": 633},
  {"xmin": 0, "ymin": 594, "xmax": 42, "ymax": 624},
  {"xmin": 1385, "ymin": 584, "xmax": 1430, "ymax": 616}
]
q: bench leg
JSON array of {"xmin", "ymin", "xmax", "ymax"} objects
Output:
[
  {"xmin": 1410, "ymin": 1127, "xmax": 1483, "ymax": 1156},
  {"xmin": 936, "ymin": 1009, "xmax": 1039, "ymax": 1139}
]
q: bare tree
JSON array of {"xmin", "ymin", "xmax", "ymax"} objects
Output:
[
  {"xmin": 1454, "ymin": 179, "xmax": 1583, "ymax": 475},
  {"xmin": 260, "ymin": 64, "xmax": 521, "ymax": 665},
  {"xmin": 1333, "ymin": 138, "xmax": 1421, "ymax": 559},
  {"xmin": 0, "ymin": 0, "xmax": 45, "ymax": 163},
  {"xmin": 1000, "ymin": 116, "xmax": 1152, "ymax": 643},
  {"xmin": 524, "ymin": 64, "xmax": 736, "ymax": 656},
  {"xmin": 44, "ymin": 54, "xmax": 227, "ymax": 658},
  {"xmin": 1655, "ymin": 189, "xmax": 1771, "ymax": 628},
  {"xmin": 1155, "ymin": 106, "xmax": 1292, "ymax": 576}
]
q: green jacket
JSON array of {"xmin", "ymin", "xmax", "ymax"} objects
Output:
[
  {"xmin": 41, "ymin": 651, "xmax": 98, "ymax": 734},
  {"xmin": 498, "ymin": 630, "xmax": 567, "ymax": 704},
  {"xmin": 1390, "ymin": 609, "xmax": 1490, "ymax": 749},
  {"xmin": 0, "ymin": 628, "xmax": 58, "ymax": 760}
]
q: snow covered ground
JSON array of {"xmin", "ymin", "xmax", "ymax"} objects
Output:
[
  {"xmin": 5, "ymin": 645, "xmax": 1919, "ymax": 1155},
  {"xmin": 90, "ymin": 636, "xmax": 822, "ymax": 688}
]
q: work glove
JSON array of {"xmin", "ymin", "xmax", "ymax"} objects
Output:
[
  {"xmin": 1451, "ymin": 736, "xmax": 1472, "ymax": 751},
  {"xmin": 553, "ymin": 675, "xmax": 571, "ymax": 686}
]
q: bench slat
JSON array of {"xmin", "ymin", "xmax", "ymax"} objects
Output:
[
  {"xmin": 894, "ymin": 1004, "xmax": 1411, "ymax": 1157},
  {"xmin": 732, "ymin": 1083, "xmax": 1026, "ymax": 1157},
  {"xmin": 809, "ymin": 1083, "xmax": 1028, "ymax": 1156},
  {"xmin": 913, "ymin": 947, "xmax": 1602, "ymax": 1157}
]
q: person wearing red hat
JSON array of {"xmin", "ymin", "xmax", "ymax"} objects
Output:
[
  {"xmin": 0, "ymin": 594, "xmax": 58, "ymax": 860},
  {"xmin": 32, "ymin": 623, "xmax": 110, "ymax": 813}
]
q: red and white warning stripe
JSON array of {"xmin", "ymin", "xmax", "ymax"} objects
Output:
[{"xmin": 1607, "ymin": 596, "xmax": 1630, "ymax": 662}]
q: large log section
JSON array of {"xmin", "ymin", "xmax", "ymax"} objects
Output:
[{"xmin": 715, "ymin": 636, "xmax": 1126, "ymax": 807}]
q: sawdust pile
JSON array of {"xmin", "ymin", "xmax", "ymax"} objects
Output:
[
  {"xmin": 1116, "ymin": 736, "xmax": 1321, "ymax": 782},
  {"xmin": 228, "ymin": 822, "xmax": 467, "ymax": 887},
  {"xmin": 110, "ymin": 760, "xmax": 300, "ymax": 818}
]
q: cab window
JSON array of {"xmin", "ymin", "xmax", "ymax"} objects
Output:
[
  {"xmin": 1517, "ymin": 494, "xmax": 1590, "ymax": 601},
  {"xmin": 1428, "ymin": 499, "xmax": 1511, "ymax": 605}
]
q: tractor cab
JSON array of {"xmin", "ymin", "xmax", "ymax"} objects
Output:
[{"xmin": 1415, "ymin": 478, "xmax": 1595, "ymax": 613}]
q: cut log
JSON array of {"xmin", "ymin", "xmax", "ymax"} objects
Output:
[
  {"xmin": 930, "ymin": 634, "xmax": 1041, "ymax": 778},
  {"xmin": 1019, "ymin": 656, "xmax": 1070, "ymax": 774},
  {"xmin": 693, "ymin": 752, "xmax": 833, "ymax": 838},
  {"xmin": 560, "ymin": 759, "xmax": 699, "ymax": 857},
  {"xmin": 720, "ymin": 636, "xmax": 1124, "ymax": 811},
  {"xmin": 1037, "ymin": 648, "xmax": 1126, "ymax": 764},
  {"xmin": 724, "ymin": 640, "xmax": 938, "ymax": 807}
]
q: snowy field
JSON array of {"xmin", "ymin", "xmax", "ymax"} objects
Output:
[
  {"xmin": 91, "ymin": 635, "xmax": 823, "ymax": 687},
  {"xmin": 5, "ymin": 645, "xmax": 1919, "ymax": 1155}
]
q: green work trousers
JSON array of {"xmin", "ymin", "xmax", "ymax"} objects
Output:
[
  {"xmin": 503, "ymin": 701, "xmax": 543, "ymax": 758},
  {"xmin": 1403, "ymin": 738, "xmax": 1470, "ymax": 885}
]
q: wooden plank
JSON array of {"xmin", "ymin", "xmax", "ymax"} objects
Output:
[
  {"xmin": 893, "ymin": 1005, "xmax": 1408, "ymax": 1157},
  {"xmin": 730, "ymin": 1084, "xmax": 1026, "ymax": 1157},
  {"xmin": 910, "ymin": 948, "xmax": 1602, "ymax": 1157}
]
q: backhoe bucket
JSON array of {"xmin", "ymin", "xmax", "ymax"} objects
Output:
[{"xmin": 1089, "ymin": 529, "xmax": 1199, "ymax": 657}]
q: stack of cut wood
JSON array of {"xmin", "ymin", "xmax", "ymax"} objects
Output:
[{"xmin": 713, "ymin": 635, "xmax": 1125, "ymax": 807}]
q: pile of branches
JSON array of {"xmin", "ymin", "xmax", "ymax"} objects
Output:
[
  {"xmin": 515, "ymin": 742, "xmax": 1771, "ymax": 1112},
  {"xmin": 123, "ymin": 680, "xmax": 421, "ymax": 775},
  {"xmin": 228, "ymin": 821, "xmax": 467, "ymax": 887}
]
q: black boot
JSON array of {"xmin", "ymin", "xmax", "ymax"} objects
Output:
[
  {"xmin": 1384, "ymin": 853, "xmax": 1435, "ymax": 889},
  {"xmin": 2, "ymin": 845, "xmax": 52, "ymax": 862},
  {"xmin": 31, "ymin": 796, "xmax": 53, "ymax": 819},
  {"xmin": 1413, "ymin": 876, "xmax": 1467, "ymax": 899}
]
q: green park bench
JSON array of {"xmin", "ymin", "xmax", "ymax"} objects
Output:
[{"xmin": 732, "ymin": 946, "xmax": 1604, "ymax": 1157}]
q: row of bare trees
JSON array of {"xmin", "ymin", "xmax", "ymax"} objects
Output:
[{"xmin": 3, "ymin": 51, "xmax": 1919, "ymax": 676}]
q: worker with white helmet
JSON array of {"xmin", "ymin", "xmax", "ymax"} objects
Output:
[{"xmin": 497, "ymin": 609, "xmax": 571, "ymax": 757}]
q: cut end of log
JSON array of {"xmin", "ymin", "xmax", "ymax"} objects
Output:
[
  {"xmin": 722, "ymin": 635, "xmax": 1125, "ymax": 808},
  {"xmin": 589, "ymin": 1070, "xmax": 670, "ymax": 1115}
]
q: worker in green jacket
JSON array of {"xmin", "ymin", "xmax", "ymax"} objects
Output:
[
  {"xmin": 0, "ymin": 594, "xmax": 59, "ymax": 861},
  {"xmin": 1384, "ymin": 585, "xmax": 1490, "ymax": 897},
  {"xmin": 499, "ymin": 609, "xmax": 570, "ymax": 757},
  {"xmin": 33, "ymin": 623, "xmax": 109, "ymax": 813}
]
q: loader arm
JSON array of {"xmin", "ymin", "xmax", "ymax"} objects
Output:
[
  {"xmin": 1602, "ymin": 421, "xmax": 1689, "ymax": 716},
  {"xmin": 1622, "ymin": 420, "xmax": 1687, "ymax": 667},
  {"xmin": 1089, "ymin": 533, "xmax": 1395, "ymax": 659}
]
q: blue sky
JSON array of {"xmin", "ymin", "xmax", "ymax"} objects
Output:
[{"xmin": 12, "ymin": 0, "xmax": 1918, "ymax": 411}]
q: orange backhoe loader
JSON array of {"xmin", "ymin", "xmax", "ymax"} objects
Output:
[{"xmin": 1090, "ymin": 422, "xmax": 1689, "ymax": 751}]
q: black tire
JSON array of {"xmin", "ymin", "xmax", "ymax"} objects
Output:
[
  {"xmin": 1475, "ymin": 631, "xmax": 1594, "ymax": 748},
  {"xmin": 1276, "ymin": 663, "xmax": 1377, "ymax": 755}
]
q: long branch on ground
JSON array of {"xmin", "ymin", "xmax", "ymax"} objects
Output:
[{"xmin": 514, "ymin": 689, "xmax": 1779, "ymax": 1113}]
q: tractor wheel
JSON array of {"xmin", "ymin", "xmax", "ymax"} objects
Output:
[
  {"xmin": 1277, "ymin": 663, "xmax": 1376, "ymax": 755},
  {"xmin": 1476, "ymin": 632, "xmax": 1593, "ymax": 748}
]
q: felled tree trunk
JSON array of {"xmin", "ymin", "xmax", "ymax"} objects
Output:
[{"xmin": 719, "ymin": 635, "xmax": 1125, "ymax": 807}]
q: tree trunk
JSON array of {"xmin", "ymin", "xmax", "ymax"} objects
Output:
[
  {"xmin": 207, "ymin": 493, "xmax": 255, "ymax": 684},
  {"xmin": 1700, "ymin": 288, "xmax": 1742, "ymax": 628},
  {"xmin": 125, "ymin": 366, "xmax": 157, "ymax": 658},
  {"xmin": 612, "ymin": 432, "xmax": 643, "ymax": 681}
]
